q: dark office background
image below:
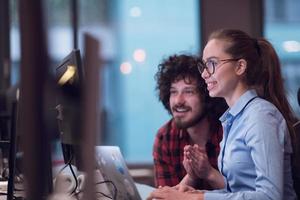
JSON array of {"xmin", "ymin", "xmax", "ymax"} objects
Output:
[{"xmin": 1, "ymin": 0, "xmax": 300, "ymax": 164}]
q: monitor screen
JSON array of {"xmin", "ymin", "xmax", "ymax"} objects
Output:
[{"xmin": 55, "ymin": 49, "xmax": 84, "ymax": 167}]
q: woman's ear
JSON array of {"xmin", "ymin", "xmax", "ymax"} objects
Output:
[{"xmin": 235, "ymin": 59, "xmax": 247, "ymax": 76}]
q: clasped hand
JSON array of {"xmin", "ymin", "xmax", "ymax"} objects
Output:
[{"xmin": 183, "ymin": 144, "xmax": 212, "ymax": 180}]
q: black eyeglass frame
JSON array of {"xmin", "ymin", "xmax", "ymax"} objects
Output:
[{"xmin": 197, "ymin": 58, "xmax": 241, "ymax": 75}]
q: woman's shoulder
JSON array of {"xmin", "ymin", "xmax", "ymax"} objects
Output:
[
  {"xmin": 241, "ymin": 97, "xmax": 286, "ymax": 131},
  {"xmin": 247, "ymin": 97, "xmax": 282, "ymax": 117}
]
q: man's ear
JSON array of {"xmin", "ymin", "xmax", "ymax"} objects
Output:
[{"xmin": 235, "ymin": 59, "xmax": 247, "ymax": 76}]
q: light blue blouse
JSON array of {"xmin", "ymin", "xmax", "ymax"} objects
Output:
[{"xmin": 204, "ymin": 89, "xmax": 297, "ymax": 200}]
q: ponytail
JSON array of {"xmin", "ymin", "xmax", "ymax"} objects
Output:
[{"xmin": 258, "ymin": 39, "xmax": 296, "ymax": 135}]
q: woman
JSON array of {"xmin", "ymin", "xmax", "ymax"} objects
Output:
[{"xmin": 147, "ymin": 29, "xmax": 297, "ymax": 200}]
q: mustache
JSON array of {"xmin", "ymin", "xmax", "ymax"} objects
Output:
[{"xmin": 172, "ymin": 104, "xmax": 191, "ymax": 111}]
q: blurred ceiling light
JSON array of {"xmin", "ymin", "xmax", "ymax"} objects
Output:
[
  {"xmin": 120, "ymin": 62, "xmax": 132, "ymax": 75},
  {"xmin": 133, "ymin": 49, "xmax": 146, "ymax": 62},
  {"xmin": 282, "ymin": 40, "xmax": 300, "ymax": 52},
  {"xmin": 16, "ymin": 88, "xmax": 20, "ymax": 100},
  {"xmin": 130, "ymin": 6, "xmax": 142, "ymax": 17},
  {"xmin": 58, "ymin": 65, "xmax": 76, "ymax": 85}
]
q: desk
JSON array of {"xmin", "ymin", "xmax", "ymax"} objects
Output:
[
  {"xmin": 0, "ymin": 181, "xmax": 155, "ymax": 200},
  {"xmin": 0, "ymin": 181, "xmax": 25, "ymax": 200},
  {"xmin": 136, "ymin": 183, "xmax": 154, "ymax": 200},
  {"xmin": 0, "ymin": 181, "xmax": 7, "ymax": 200}
]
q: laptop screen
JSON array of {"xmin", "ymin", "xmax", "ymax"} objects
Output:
[{"xmin": 95, "ymin": 146, "xmax": 142, "ymax": 200}]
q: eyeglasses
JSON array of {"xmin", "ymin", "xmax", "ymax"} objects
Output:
[{"xmin": 197, "ymin": 58, "xmax": 240, "ymax": 76}]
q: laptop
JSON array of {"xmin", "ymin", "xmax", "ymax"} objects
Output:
[{"xmin": 95, "ymin": 146, "xmax": 143, "ymax": 200}]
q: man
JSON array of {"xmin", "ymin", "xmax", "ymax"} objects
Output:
[{"xmin": 153, "ymin": 54, "xmax": 227, "ymax": 189}]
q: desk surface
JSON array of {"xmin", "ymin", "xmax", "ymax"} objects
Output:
[
  {"xmin": 0, "ymin": 181, "xmax": 8, "ymax": 200},
  {"xmin": 0, "ymin": 181, "xmax": 25, "ymax": 200},
  {"xmin": 136, "ymin": 183, "xmax": 154, "ymax": 200},
  {"xmin": 0, "ymin": 181, "xmax": 154, "ymax": 200}
]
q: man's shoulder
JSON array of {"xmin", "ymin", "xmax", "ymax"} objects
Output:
[{"xmin": 156, "ymin": 119, "xmax": 179, "ymax": 137}]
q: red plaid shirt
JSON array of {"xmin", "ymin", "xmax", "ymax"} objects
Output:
[{"xmin": 153, "ymin": 119, "xmax": 222, "ymax": 188}]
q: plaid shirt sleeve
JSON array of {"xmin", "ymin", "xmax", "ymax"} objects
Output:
[{"xmin": 153, "ymin": 121, "xmax": 185, "ymax": 187}]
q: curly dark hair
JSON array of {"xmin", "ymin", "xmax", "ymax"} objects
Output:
[{"xmin": 155, "ymin": 54, "xmax": 227, "ymax": 130}]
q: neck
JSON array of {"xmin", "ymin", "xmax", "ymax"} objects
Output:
[
  {"xmin": 187, "ymin": 117, "xmax": 210, "ymax": 147},
  {"xmin": 225, "ymin": 83, "xmax": 249, "ymax": 107}
]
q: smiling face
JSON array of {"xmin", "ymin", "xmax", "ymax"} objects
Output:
[
  {"xmin": 169, "ymin": 78, "xmax": 206, "ymax": 129},
  {"xmin": 201, "ymin": 39, "xmax": 248, "ymax": 106}
]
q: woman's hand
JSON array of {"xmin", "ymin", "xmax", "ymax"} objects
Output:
[
  {"xmin": 183, "ymin": 144, "xmax": 225, "ymax": 189},
  {"xmin": 147, "ymin": 186, "xmax": 204, "ymax": 200},
  {"xmin": 183, "ymin": 145, "xmax": 198, "ymax": 180},
  {"xmin": 183, "ymin": 144, "xmax": 213, "ymax": 180},
  {"xmin": 173, "ymin": 182, "xmax": 196, "ymax": 192}
]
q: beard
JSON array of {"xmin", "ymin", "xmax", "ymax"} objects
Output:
[{"xmin": 173, "ymin": 110, "xmax": 206, "ymax": 129}]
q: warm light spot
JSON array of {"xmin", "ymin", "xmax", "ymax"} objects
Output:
[
  {"xmin": 120, "ymin": 62, "xmax": 132, "ymax": 74},
  {"xmin": 58, "ymin": 65, "xmax": 76, "ymax": 85},
  {"xmin": 16, "ymin": 88, "xmax": 20, "ymax": 100},
  {"xmin": 282, "ymin": 40, "xmax": 300, "ymax": 52},
  {"xmin": 130, "ymin": 6, "xmax": 142, "ymax": 17},
  {"xmin": 133, "ymin": 49, "xmax": 146, "ymax": 63}
]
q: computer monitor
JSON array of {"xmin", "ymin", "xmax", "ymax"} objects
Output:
[
  {"xmin": 55, "ymin": 49, "xmax": 84, "ymax": 168},
  {"xmin": 0, "ymin": 87, "xmax": 19, "ymax": 200},
  {"xmin": 297, "ymin": 87, "xmax": 300, "ymax": 107}
]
